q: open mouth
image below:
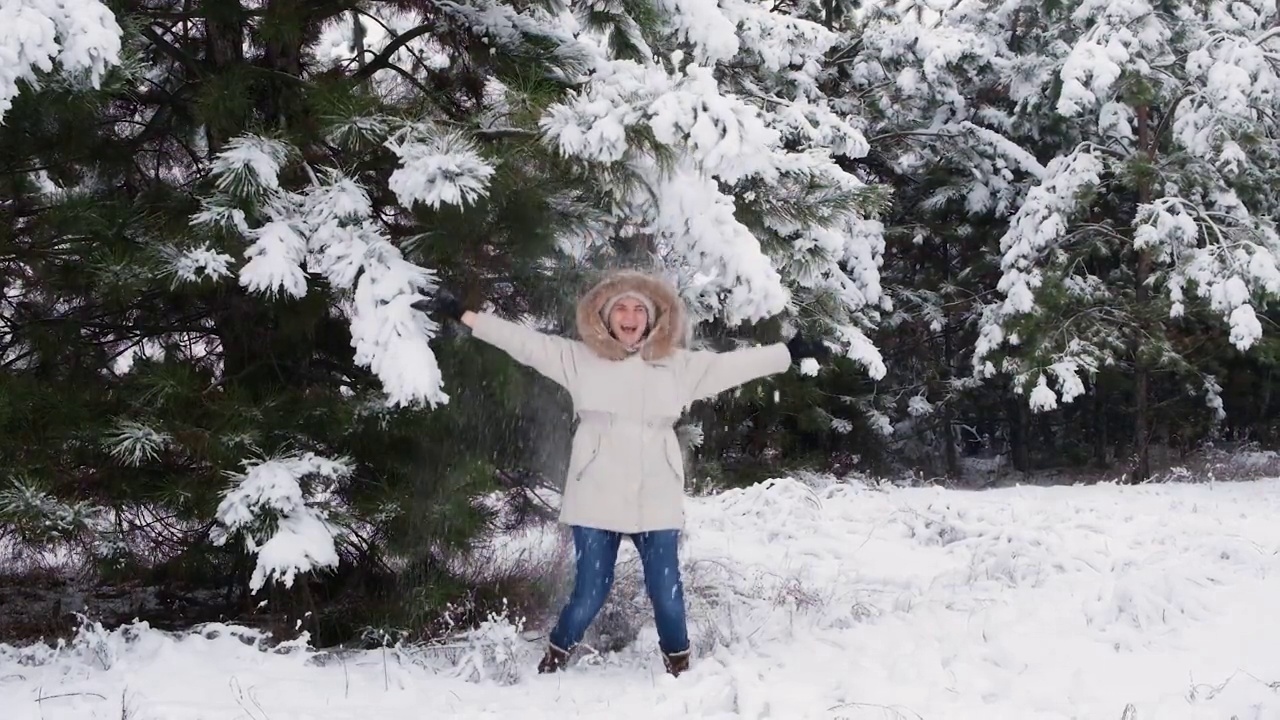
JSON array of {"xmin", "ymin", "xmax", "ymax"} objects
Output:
[{"xmin": 620, "ymin": 325, "xmax": 639, "ymax": 334}]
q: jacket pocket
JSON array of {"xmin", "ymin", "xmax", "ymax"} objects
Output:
[
  {"xmin": 569, "ymin": 432, "xmax": 602, "ymax": 483},
  {"xmin": 662, "ymin": 436, "xmax": 685, "ymax": 482}
]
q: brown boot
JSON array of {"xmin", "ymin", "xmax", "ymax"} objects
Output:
[
  {"xmin": 663, "ymin": 649, "xmax": 691, "ymax": 677},
  {"xmin": 537, "ymin": 643, "xmax": 571, "ymax": 674}
]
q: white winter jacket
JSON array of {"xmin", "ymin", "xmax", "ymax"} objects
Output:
[{"xmin": 469, "ymin": 271, "xmax": 792, "ymax": 533}]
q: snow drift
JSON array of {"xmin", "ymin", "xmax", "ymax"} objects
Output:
[{"xmin": 3, "ymin": 475, "xmax": 1280, "ymax": 719}]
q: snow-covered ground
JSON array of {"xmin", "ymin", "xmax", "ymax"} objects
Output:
[{"xmin": 4, "ymin": 476, "xmax": 1280, "ymax": 719}]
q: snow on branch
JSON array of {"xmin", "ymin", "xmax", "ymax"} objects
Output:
[
  {"xmin": 728, "ymin": 0, "xmax": 834, "ymax": 72},
  {"xmin": 1057, "ymin": 38, "xmax": 1126, "ymax": 117},
  {"xmin": 211, "ymin": 136, "xmax": 294, "ymax": 200},
  {"xmin": 542, "ymin": 59, "xmax": 785, "ymax": 181},
  {"xmin": 1175, "ymin": 30, "xmax": 1280, "ymax": 164},
  {"xmin": 189, "ymin": 202, "xmax": 249, "ymax": 235},
  {"xmin": 435, "ymin": 0, "xmax": 593, "ymax": 74},
  {"xmin": 774, "ymin": 209, "xmax": 889, "ymax": 379},
  {"xmin": 651, "ymin": 63, "xmax": 785, "ymax": 183},
  {"xmin": 656, "ymin": 0, "xmax": 740, "ymax": 63},
  {"xmin": 102, "ymin": 419, "xmax": 171, "ymax": 467},
  {"xmin": 0, "ymin": 0, "xmax": 123, "ymax": 122},
  {"xmin": 992, "ymin": 149, "xmax": 1105, "ymax": 321},
  {"xmin": 385, "ymin": 126, "xmax": 496, "ymax": 210},
  {"xmin": 972, "ymin": 148, "xmax": 1106, "ymax": 407},
  {"xmin": 0, "ymin": 477, "xmax": 108, "ymax": 546},
  {"xmin": 191, "ymin": 134, "xmax": 450, "ymax": 408},
  {"xmin": 1023, "ymin": 358, "xmax": 1093, "ymax": 413},
  {"xmin": 654, "ymin": 0, "xmax": 835, "ymax": 69},
  {"xmin": 957, "ymin": 121, "xmax": 1046, "ymax": 180},
  {"xmin": 655, "ymin": 168, "xmax": 789, "ymax": 323},
  {"xmin": 160, "ymin": 244, "xmax": 236, "ymax": 286},
  {"xmin": 342, "ymin": 224, "xmax": 448, "ymax": 408},
  {"xmin": 240, "ymin": 220, "xmax": 309, "ymax": 297},
  {"xmin": 211, "ymin": 453, "xmax": 350, "ymax": 593},
  {"xmin": 834, "ymin": 322, "xmax": 888, "ymax": 381},
  {"xmin": 1157, "ymin": 195, "xmax": 1280, "ymax": 351},
  {"xmin": 763, "ymin": 97, "xmax": 869, "ymax": 160},
  {"xmin": 1056, "ymin": 5, "xmax": 1169, "ymax": 117}
]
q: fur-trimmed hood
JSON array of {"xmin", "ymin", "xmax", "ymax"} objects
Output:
[{"xmin": 576, "ymin": 271, "xmax": 688, "ymax": 361}]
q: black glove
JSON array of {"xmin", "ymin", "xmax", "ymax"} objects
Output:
[
  {"xmin": 786, "ymin": 334, "xmax": 830, "ymax": 362},
  {"xmin": 411, "ymin": 289, "xmax": 466, "ymax": 322}
]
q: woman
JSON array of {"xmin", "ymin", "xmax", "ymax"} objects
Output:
[{"xmin": 418, "ymin": 270, "xmax": 827, "ymax": 677}]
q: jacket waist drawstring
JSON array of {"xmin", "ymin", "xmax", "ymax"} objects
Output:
[{"xmin": 576, "ymin": 410, "xmax": 676, "ymax": 430}]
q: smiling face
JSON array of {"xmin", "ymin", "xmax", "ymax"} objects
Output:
[{"xmin": 607, "ymin": 297, "xmax": 650, "ymax": 347}]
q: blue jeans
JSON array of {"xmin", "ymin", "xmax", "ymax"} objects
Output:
[{"xmin": 548, "ymin": 525, "xmax": 689, "ymax": 656}]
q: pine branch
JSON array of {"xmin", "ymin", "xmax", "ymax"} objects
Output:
[
  {"xmin": 140, "ymin": 25, "xmax": 203, "ymax": 79},
  {"xmin": 351, "ymin": 23, "xmax": 437, "ymax": 82},
  {"xmin": 362, "ymin": 59, "xmax": 435, "ymax": 98},
  {"xmin": 472, "ymin": 127, "xmax": 541, "ymax": 141},
  {"xmin": 133, "ymin": 8, "xmax": 268, "ymax": 22},
  {"xmin": 0, "ymin": 348, "xmax": 37, "ymax": 370}
]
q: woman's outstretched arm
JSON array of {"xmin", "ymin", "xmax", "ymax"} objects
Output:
[
  {"xmin": 680, "ymin": 344, "xmax": 793, "ymax": 403},
  {"xmin": 418, "ymin": 294, "xmax": 577, "ymax": 388},
  {"xmin": 466, "ymin": 311, "xmax": 580, "ymax": 389},
  {"xmin": 680, "ymin": 335, "xmax": 829, "ymax": 403}
]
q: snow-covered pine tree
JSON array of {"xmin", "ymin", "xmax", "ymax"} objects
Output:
[
  {"xmin": 0, "ymin": 0, "xmax": 611, "ymax": 636},
  {"xmin": 799, "ymin": 0, "xmax": 1280, "ymax": 478},
  {"xmin": 0, "ymin": 0, "xmax": 898, "ymax": 634},
  {"xmin": 799, "ymin": 0, "xmax": 1031, "ymax": 475},
  {"xmin": 967, "ymin": 0, "xmax": 1280, "ymax": 480},
  {"xmin": 0, "ymin": 0, "xmax": 134, "ymax": 566},
  {"xmin": 535, "ymin": 0, "xmax": 891, "ymax": 371},
  {"xmin": 525, "ymin": 0, "xmax": 898, "ymax": 478}
]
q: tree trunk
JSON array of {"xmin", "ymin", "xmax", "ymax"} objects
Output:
[
  {"xmin": 941, "ymin": 238, "xmax": 959, "ymax": 478},
  {"xmin": 1093, "ymin": 375, "xmax": 1108, "ymax": 467},
  {"xmin": 941, "ymin": 386, "xmax": 958, "ymax": 477},
  {"xmin": 1007, "ymin": 394, "xmax": 1030, "ymax": 472},
  {"xmin": 1131, "ymin": 360, "xmax": 1151, "ymax": 482},
  {"xmin": 202, "ymin": 0, "xmax": 246, "ymax": 155},
  {"xmin": 1260, "ymin": 366, "xmax": 1273, "ymax": 438},
  {"xmin": 1129, "ymin": 103, "xmax": 1156, "ymax": 484}
]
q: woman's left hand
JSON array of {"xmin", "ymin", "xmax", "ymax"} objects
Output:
[{"xmin": 412, "ymin": 290, "xmax": 474, "ymax": 326}]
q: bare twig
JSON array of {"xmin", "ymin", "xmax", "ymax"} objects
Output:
[
  {"xmin": 827, "ymin": 700, "xmax": 925, "ymax": 720},
  {"xmin": 36, "ymin": 691, "xmax": 108, "ymax": 702}
]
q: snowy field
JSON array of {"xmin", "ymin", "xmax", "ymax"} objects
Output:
[{"xmin": 4, "ymin": 475, "xmax": 1280, "ymax": 719}]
